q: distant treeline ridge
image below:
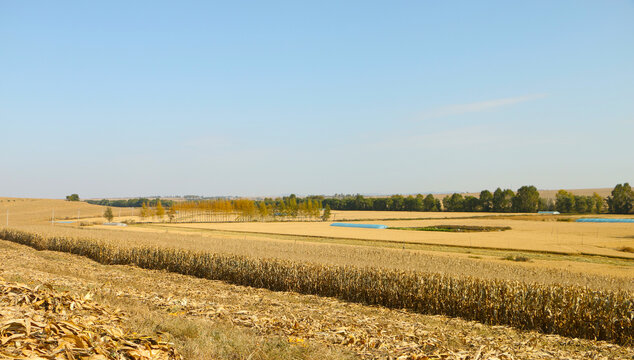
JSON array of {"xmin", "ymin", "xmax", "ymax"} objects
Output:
[
  {"xmin": 86, "ymin": 198, "xmax": 174, "ymax": 208},
  {"xmin": 321, "ymin": 183, "xmax": 633, "ymax": 214}
]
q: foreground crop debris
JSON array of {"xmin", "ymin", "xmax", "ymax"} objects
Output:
[{"xmin": 0, "ymin": 278, "xmax": 181, "ymax": 360}]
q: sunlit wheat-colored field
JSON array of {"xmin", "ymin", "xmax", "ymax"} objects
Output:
[
  {"xmin": 3, "ymin": 239, "xmax": 630, "ymax": 359},
  {"xmin": 0, "ymin": 197, "xmax": 118, "ymax": 225},
  {"xmin": 134, "ymin": 216, "xmax": 634, "ymax": 258},
  {"xmin": 9, "ymin": 223, "xmax": 633, "ymax": 290},
  {"xmin": 328, "ymin": 210, "xmax": 510, "ymax": 220}
]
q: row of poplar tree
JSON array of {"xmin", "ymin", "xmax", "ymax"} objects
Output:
[{"xmin": 322, "ymin": 183, "xmax": 633, "ymax": 214}]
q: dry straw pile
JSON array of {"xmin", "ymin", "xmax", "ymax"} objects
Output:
[
  {"xmin": 1, "ymin": 228, "xmax": 632, "ymax": 346},
  {"xmin": 0, "ymin": 278, "xmax": 181, "ymax": 359}
]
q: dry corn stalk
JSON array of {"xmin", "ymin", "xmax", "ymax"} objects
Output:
[
  {"xmin": 1, "ymin": 228, "xmax": 632, "ymax": 346},
  {"xmin": 0, "ymin": 278, "xmax": 181, "ymax": 360}
]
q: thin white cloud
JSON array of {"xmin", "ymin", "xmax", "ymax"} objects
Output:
[{"xmin": 420, "ymin": 93, "xmax": 547, "ymax": 120}]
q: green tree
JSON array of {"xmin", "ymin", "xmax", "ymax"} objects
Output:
[
  {"xmin": 479, "ymin": 190, "xmax": 493, "ymax": 212},
  {"xmin": 321, "ymin": 204, "xmax": 331, "ymax": 221},
  {"xmin": 463, "ymin": 196, "xmax": 480, "ymax": 212},
  {"xmin": 492, "ymin": 188, "xmax": 514, "ymax": 212},
  {"xmin": 389, "ymin": 195, "xmax": 405, "ymax": 211},
  {"xmin": 404, "ymin": 195, "xmax": 423, "ymax": 211},
  {"xmin": 103, "ymin": 207, "xmax": 114, "ymax": 222},
  {"xmin": 592, "ymin": 193, "xmax": 604, "ymax": 213},
  {"xmin": 66, "ymin": 194, "xmax": 80, "ymax": 201},
  {"xmin": 511, "ymin": 185, "xmax": 540, "ymax": 213},
  {"xmin": 574, "ymin": 195, "xmax": 593, "ymax": 213},
  {"xmin": 607, "ymin": 183, "xmax": 634, "ymax": 214},
  {"xmin": 423, "ymin": 194, "xmax": 440, "ymax": 211},
  {"xmin": 372, "ymin": 198, "xmax": 388, "ymax": 211},
  {"xmin": 443, "ymin": 193, "xmax": 464, "ymax": 212},
  {"xmin": 555, "ymin": 190, "xmax": 575, "ymax": 213}
]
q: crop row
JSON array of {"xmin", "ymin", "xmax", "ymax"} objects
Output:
[{"xmin": 0, "ymin": 228, "xmax": 631, "ymax": 345}]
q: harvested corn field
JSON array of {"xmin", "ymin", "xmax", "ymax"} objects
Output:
[
  {"xmin": 0, "ymin": 278, "xmax": 180, "ymax": 360},
  {"xmin": 11, "ymin": 224, "xmax": 633, "ymax": 291},
  {"xmin": 1, "ymin": 239, "xmax": 633, "ymax": 360},
  {"xmin": 1, "ymin": 228, "xmax": 632, "ymax": 346}
]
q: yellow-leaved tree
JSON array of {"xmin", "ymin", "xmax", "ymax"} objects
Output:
[
  {"xmin": 155, "ymin": 200, "xmax": 165, "ymax": 219},
  {"xmin": 140, "ymin": 202, "xmax": 149, "ymax": 219}
]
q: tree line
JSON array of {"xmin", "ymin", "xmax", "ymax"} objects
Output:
[
  {"xmin": 322, "ymin": 183, "xmax": 633, "ymax": 214},
  {"xmin": 88, "ymin": 183, "xmax": 634, "ymax": 224},
  {"xmin": 166, "ymin": 194, "xmax": 328, "ymax": 222},
  {"xmin": 86, "ymin": 197, "xmax": 174, "ymax": 208}
]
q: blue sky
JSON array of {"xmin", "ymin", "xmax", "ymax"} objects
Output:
[{"xmin": 1, "ymin": 1, "xmax": 633, "ymax": 198}]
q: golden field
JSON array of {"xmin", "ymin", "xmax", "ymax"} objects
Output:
[
  {"xmin": 328, "ymin": 210, "xmax": 506, "ymax": 220},
  {"xmin": 0, "ymin": 197, "xmax": 125, "ymax": 225},
  {"xmin": 1, "ymin": 227, "xmax": 632, "ymax": 346},
  {"xmin": 3, "ymin": 239, "xmax": 631, "ymax": 359},
  {"xmin": 9, "ymin": 223, "xmax": 633, "ymax": 290},
  {"xmin": 134, "ymin": 216, "xmax": 634, "ymax": 258},
  {"xmin": 1, "ymin": 197, "xmax": 633, "ymax": 358}
]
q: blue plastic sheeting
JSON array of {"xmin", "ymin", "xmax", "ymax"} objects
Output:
[
  {"xmin": 54, "ymin": 221, "xmax": 74, "ymax": 224},
  {"xmin": 576, "ymin": 218, "xmax": 634, "ymax": 223},
  {"xmin": 330, "ymin": 222, "xmax": 388, "ymax": 229},
  {"xmin": 103, "ymin": 222, "xmax": 128, "ymax": 226}
]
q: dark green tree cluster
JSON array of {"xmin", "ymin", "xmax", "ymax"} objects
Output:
[
  {"xmin": 441, "ymin": 186, "xmax": 543, "ymax": 212},
  {"xmin": 555, "ymin": 190, "xmax": 603, "ymax": 214},
  {"xmin": 607, "ymin": 183, "xmax": 633, "ymax": 214},
  {"xmin": 322, "ymin": 194, "xmax": 441, "ymax": 212},
  {"xmin": 321, "ymin": 185, "xmax": 612, "ymax": 214},
  {"xmin": 65, "ymin": 194, "xmax": 80, "ymax": 201},
  {"xmin": 86, "ymin": 198, "xmax": 173, "ymax": 208}
]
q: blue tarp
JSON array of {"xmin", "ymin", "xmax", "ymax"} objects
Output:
[
  {"xmin": 330, "ymin": 222, "xmax": 388, "ymax": 229},
  {"xmin": 103, "ymin": 222, "xmax": 128, "ymax": 226},
  {"xmin": 576, "ymin": 218, "xmax": 634, "ymax": 223}
]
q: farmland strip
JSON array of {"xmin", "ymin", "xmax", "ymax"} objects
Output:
[{"xmin": 0, "ymin": 228, "xmax": 632, "ymax": 345}]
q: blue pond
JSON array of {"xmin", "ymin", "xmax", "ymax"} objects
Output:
[
  {"xmin": 330, "ymin": 222, "xmax": 388, "ymax": 229},
  {"xmin": 576, "ymin": 218, "xmax": 634, "ymax": 223}
]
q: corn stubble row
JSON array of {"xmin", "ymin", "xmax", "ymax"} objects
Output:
[
  {"xmin": 0, "ymin": 279, "xmax": 180, "ymax": 359},
  {"xmin": 1, "ymin": 228, "xmax": 631, "ymax": 345}
]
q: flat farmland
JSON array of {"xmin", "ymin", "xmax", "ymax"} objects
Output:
[
  {"xmin": 2, "ymin": 204, "xmax": 633, "ymax": 355},
  {"xmin": 328, "ymin": 210, "xmax": 511, "ymax": 220},
  {"xmin": 0, "ymin": 197, "xmax": 113, "ymax": 225},
  {"xmin": 140, "ymin": 215, "xmax": 634, "ymax": 259}
]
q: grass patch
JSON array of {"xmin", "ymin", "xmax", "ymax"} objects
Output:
[
  {"xmin": 502, "ymin": 255, "xmax": 531, "ymax": 262},
  {"xmin": 617, "ymin": 246, "xmax": 634, "ymax": 253},
  {"xmin": 390, "ymin": 225, "xmax": 511, "ymax": 232}
]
